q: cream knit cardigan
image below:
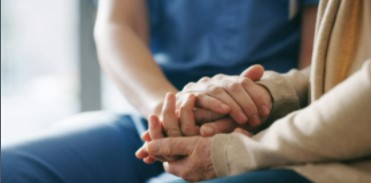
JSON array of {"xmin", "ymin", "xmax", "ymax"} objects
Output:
[{"xmin": 211, "ymin": 0, "xmax": 371, "ymax": 182}]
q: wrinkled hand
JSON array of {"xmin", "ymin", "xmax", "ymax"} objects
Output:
[
  {"xmin": 182, "ymin": 65, "xmax": 272, "ymax": 136},
  {"xmin": 137, "ymin": 65, "xmax": 272, "ymax": 162},
  {"xmin": 136, "ymin": 92, "xmax": 253, "ymax": 181},
  {"xmin": 148, "ymin": 136, "xmax": 215, "ymax": 182},
  {"xmin": 155, "ymin": 65, "xmax": 272, "ymax": 138},
  {"xmin": 137, "ymin": 92, "xmax": 193, "ymax": 163},
  {"xmin": 138, "ymin": 123, "xmax": 252, "ymax": 182}
]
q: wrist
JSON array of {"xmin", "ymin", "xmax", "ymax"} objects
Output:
[{"xmin": 144, "ymin": 89, "xmax": 178, "ymax": 119}]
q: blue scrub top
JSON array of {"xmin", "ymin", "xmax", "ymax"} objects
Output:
[{"xmin": 147, "ymin": 0, "xmax": 318, "ymax": 89}]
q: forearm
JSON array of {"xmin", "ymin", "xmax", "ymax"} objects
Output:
[
  {"xmin": 212, "ymin": 61, "xmax": 371, "ymax": 176},
  {"xmin": 256, "ymin": 5, "xmax": 316, "ymax": 123},
  {"xmin": 257, "ymin": 67, "xmax": 310, "ymax": 125},
  {"xmin": 95, "ymin": 24, "xmax": 177, "ymax": 117},
  {"xmin": 298, "ymin": 6, "xmax": 317, "ymax": 69}
]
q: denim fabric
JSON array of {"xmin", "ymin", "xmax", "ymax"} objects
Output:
[{"xmin": 2, "ymin": 113, "xmax": 164, "ymax": 183}]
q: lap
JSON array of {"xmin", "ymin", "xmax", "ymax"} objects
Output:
[{"xmin": 2, "ymin": 112, "xmax": 164, "ymax": 183}]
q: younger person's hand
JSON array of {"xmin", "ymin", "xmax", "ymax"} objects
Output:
[{"xmin": 136, "ymin": 92, "xmax": 191, "ymax": 163}]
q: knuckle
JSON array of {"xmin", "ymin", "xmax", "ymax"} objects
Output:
[
  {"xmin": 165, "ymin": 128, "xmax": 181, "ymax": 137},
  {"xmin": 183, "ymin": 82, "xmax": 195, "ymax": 90},
  {"xmin": 238, "ymin": 77, "xmax": 252, "ymax": 87},
  {"xmin": 227, "ymin": 82, "xmax": 242, "ymax": 92},
  {"xmin": 186, "ymin": 93, "xmax": 195, "ymax": 102},
  {"xmin": 213, "ymin": 74, "xmax": 225, "ymax": 79},
  {"xmin": 198, "ymin": 76, "xmax": 210, "ymax": 82},
  {"xmin": 239, "ymin": 78, "xmax": 254, "ymax": 88},
  {"xmin": 207, "ymin": 85, "xmax": 224, "ymax": 94},
  {"xmin": 195, "ymin": 92, "xmax": 205, "ymax": 98}
]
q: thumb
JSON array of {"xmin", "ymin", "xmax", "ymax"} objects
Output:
[{"xmin": 240, "ymin": 64, "xmax": 265, "ymax": 81}]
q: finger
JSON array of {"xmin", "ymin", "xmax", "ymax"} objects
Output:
[
  {"xmin": 182, "ymin": 78, "xmax": 230, "ymax": 115},
  {"xmin": 148, "ymin": 114, "xmax": 165, "ymax": 139},
  {"xmin": 234, "ymin": 128, "xmax": 253, "ymax": 137},
  {"xmin": 195, "ymin": 93, "xmax": 231, "ymax": 114},
  {"xmin": 135, "ymin": 145, "xmax": 149, "ymax": 159},
  {"xmin": 240, "ymin": 64, "xmax": 264, "ymax": 81},
  {"xmin": 240, "ymin": 65, "xmax": 271, "ymax": 120},
  {"xmin": 200, "ymin": 118, "xmax": 237, "ymax": 136},
  {"xmin": 148, "ymin": 115, "xmax": 183, "ymax": 162},
  {"xmin": 139, "ymin": 145, "xmax": 178, "ymax": 163},
  {"xmin": 147, "ymin": 137, "xmax": 196, "ymax": 156},
  {"xmin": 141, "ymin": 131, "xmax": 151, "ymax": 142},
  {"xmin": 161, "ymin": 92, "xmax": 182, "ymax": 137},
  {"xmin": 194, "ymin": 108, "xmax": 225, "ymax": 125},
  {"xmin": 205, "ymin": 84, "xmax": 248, "ymax": 124},
  {"xmin": 224, "ymin": 77, "xmax": 260, "ymax": 127},
  {"xmin": 143, "ymin": 156, "xmax": 156, "ymax": 164},
  {"xmin": 242, "ymin": 83, "xmax": 273, "ymax": 119},
  {"xmin": 180, "ymin": 94, "xmax": 199, "ymax": 136}
]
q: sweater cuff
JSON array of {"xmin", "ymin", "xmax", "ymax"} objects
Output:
[
  {"xmin": 212, "ymin": 133, "xmax": 256, "ymax": 177},
  {"xmin": 212, "ymin": 134, "xmax": 232, "ymax": 177},
  {"xmin": 257, "ymin": 71, "xmax": 300, "ymax": 123}
]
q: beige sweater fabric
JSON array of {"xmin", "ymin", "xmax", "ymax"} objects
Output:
[{"xmin": 211, "ymin": 0, "xmax": 371, "ymax": 182}]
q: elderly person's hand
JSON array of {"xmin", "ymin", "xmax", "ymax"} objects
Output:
[
  {"xmin": 178, "ymin": 65, "xmax": 272, "ymax": 136},
  {"xmin": 138, "ymin": 109, "xmax": 251, "ymax": 182},
  {"xmin": 157, "ymin": 65, "xmax": 273, "ymax": 138},
  {"xmin": 147, "ymin": 136, "xmax": 215, "ymax": 182},
  {"xmin": 137, "ymin": 65, "xmax": 272, "ymax": 164},
  {"xmin": 136, "ymin": 92, "xmax": 252, "ymax": 164},
  {"xmin": 136, "ymin": 92, "xmax": 195, "ymax": 163},
  {"xmin": 138, "ymin": 65, "xmax": 271, "ymax": 145}
]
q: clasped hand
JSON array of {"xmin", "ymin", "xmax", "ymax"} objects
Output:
[{"xmin": 136, "ymin": 65, "xmax": 272, "ymax": 182}]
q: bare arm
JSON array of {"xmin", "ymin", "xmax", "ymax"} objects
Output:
[
  {"xmin": 94, "ymin": 0, "xmax": 177, "ymax": 117},
  {"xmin": 298, "ymin": 6, "xmax": 317, "ymax": 69}
]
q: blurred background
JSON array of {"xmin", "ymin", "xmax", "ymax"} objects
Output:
[{"xmin": 1, "ymin": 0, "xmax": 132, "ymax": 146}]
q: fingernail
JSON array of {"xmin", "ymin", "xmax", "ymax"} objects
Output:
[{"xmin": 202, "ymin": 126, "xmax": 215, "ymax": 136}]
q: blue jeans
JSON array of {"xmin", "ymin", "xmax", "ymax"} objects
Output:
[
  {"xmin": 2, "ymin": 112, "xmax": 164, "ymax": 183},
  {"xmin": 2, "ymin": 112, "xmax": 311, "ymax": 183}
]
